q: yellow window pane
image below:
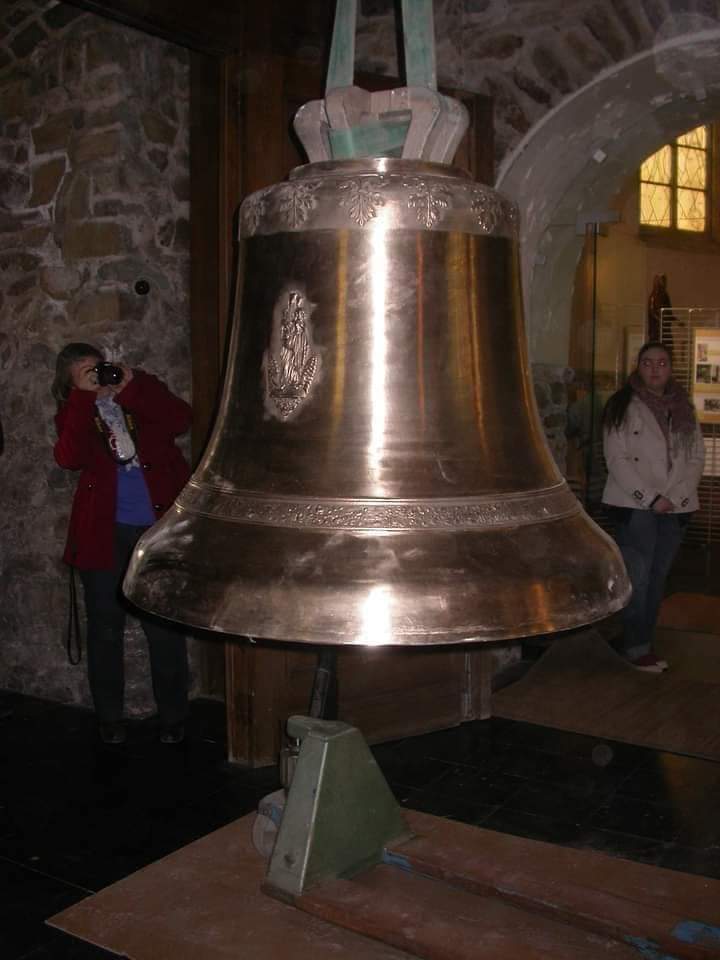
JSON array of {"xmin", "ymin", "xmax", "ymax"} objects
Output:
[
  {"xmin": 677, "ymin": 146, "xmax": 707, "ymax": 189},
  {"xmin": 640, "ymin": 182, "xmax": 671, "ymax": 226},
  {"xmin": 677, "ymin": 188, "xmax": 706, "ymax": 231},
  {"xmin": 640, "ymin": 145, "xmax": 672, "ymax": 184},
  {"xmin": 677, "ymin": 125, "xmax": 707, "ymax": 149}
]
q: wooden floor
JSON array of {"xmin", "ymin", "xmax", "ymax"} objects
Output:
[
  {"xmin": 492, "ymin": 627, "xmax": 720, "ymax": 762},
  {"xmin": 51, "ymin": 811, "xmax": 720, "ymax": 960},
  {"xmin": 658, "ymin": 592, "xmax": 720, "ymax": 635}
]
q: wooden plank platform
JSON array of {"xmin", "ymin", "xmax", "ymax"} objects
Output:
[
  {"xmin": 50, "ymin": 809, "xmax": 720, "ymax": 959},
  {"xmin": 284, "ymin": 811, "xmax": 720, "ymax": 960}
]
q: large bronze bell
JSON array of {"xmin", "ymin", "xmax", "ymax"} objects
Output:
[
  {"xmin": 125, "ymin": 0, "xmax": 629, "ymax": 644},
  {"xmin": 124, "ymin": 151, "xmax": 629, "ymax": 644}
]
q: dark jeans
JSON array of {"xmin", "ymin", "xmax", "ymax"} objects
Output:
[
  {"xmin": 610, "ymin": 507, "xmax": 688, "ymax": 660},
  {"xmin": 80, "ymin": 523, "xmax": 188, "ymax": 725}
]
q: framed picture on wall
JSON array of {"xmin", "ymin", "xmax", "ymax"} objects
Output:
[{"xmin": 692, "ymin": 327, "xmax": 720, "ymax": 423}]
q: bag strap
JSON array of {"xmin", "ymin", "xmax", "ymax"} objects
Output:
[{"xmin": 66, "ymin": 566, "xmax": 82, "ymax": 665}]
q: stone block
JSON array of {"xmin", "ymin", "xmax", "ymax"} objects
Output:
[
  {"xmin": 32, "ymin": 109, "xmax": 78, "ymax": 153},
  {"xmin": 0, "ymin": 168, "xmax": 29, "ymax": 208},
  {"xmin": 8, "ymin": 274, "xmax": 35, "ymax": 296},
  {"xmin": 532, "ymin": 45, "xmax": 572, "ymax": 95},
  {"xmin": 0, "ymin": 76, "xmax": 29, "ymax": 120},
  {"xmin": 6, "ymin": 6, "xmax": 30, "ymax": 29},
  {"xmin": 97, "ymin": 257, "xmax": 170, "ymax": 292},
  {"xmin": 157, "ymin": 219, "xmax": 173, "ymax": 247},
  {"xmin": 160, "ymin": 97, "xmax": 179, "ymax": 124},
  {"xmin": 29, "ymin": 156, "xmax": 66, "ymax": 206},
  {"xmin": 583, "ymin": 6, "xmax": 626, "ymax": 62},
  {"xmin": 141, "ymin": 109, "xmax": 177, "ymax": 146},
  {"xmin": 10, "ymin": 21, "xmax": 47, "ymax": 59},
  {"xmin": 0, "ymin": 250, "xmax": 41, "ymax": 277},
  {"xmin": 471, "ymin": 34, "xmax": 523, "ymax": 60},
  {"xmin": 85, "ymin": 101, "xmax": 135, "ymax": 132},
  {"xmin": 0, "ymin": 224, "xmax": 51, "ymax": 251},
  {"xmin": 551, "ymin": 381, "xmax": 567, "ymax": 405},
  {"xmin": 39, "ymin": 266, "xmax": 82, "ymax": 300},
  {"xmin": 62, "ymin": 221, "xmax": 129, "ymax": 260},
  {"xmin": 0, "ymin": 209, "xmax": 41, "ymax": 234},
  {"xmin": 534, "ymin": 380, "xmax": 550, "ymax": 410},
  {"xmin": 85, "ymin": 31, "xmax": 131, "ymax": 73},
  {"xmin": 54, "ymin": 171, "xmax": 91, "ymax": 225},
  {"xmin": 513, "ymin": 69, "xmax": 551, "ymax": 106},
  {"xmin": 61, "ymin": 37, "xmax": 84, "ymax": 89},
  {"xmin": 544, "ymin": 412, "xmax": 566, "ymax": 429},
  {"xmin": 92, "ymin": 168, "xmax": 120, "ymax": 194},
  {"xmin": 148, "ymin": 149, "xmax": 168, "ymax": 171},
  {"xmin": 565, "ymin": 30, "xmax": 609, "ymax": 73},
  {"xmin": 172, "ymin": 176, "xmax": 189, "ymax": 201},
  {"xmin": 71, "ymin": 128, "xmax": 126, "ymax": 165},
  {"xmin": 84, "ymin": 70, "xmax": 129, "ymax": 101},
  {"xmin": 73, "ymin": 289, "xmax": 121, "ymax": 331},
  {"xmin": 173, "ymin": 217, "xmax": 190, "ymax": 251}
]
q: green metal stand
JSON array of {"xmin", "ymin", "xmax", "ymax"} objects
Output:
[{"xmin": 264, "ymin": 716, "xmax": 411, "ymax": 899}]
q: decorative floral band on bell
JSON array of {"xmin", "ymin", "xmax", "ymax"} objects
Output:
[
  {"xmin": 175, "ymin": 482, "xmax": 581, "ymax": 531},
  {"xmin": 239, "ymin": 159, "xmax": 519, "ymax": 239}
]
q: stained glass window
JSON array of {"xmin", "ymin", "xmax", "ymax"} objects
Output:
[{"xmin": 639, "ymin": 125, "xmax": 709, "ymax": 232}]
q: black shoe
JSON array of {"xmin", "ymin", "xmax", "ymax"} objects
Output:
[
  {"xmin": 159, "ymin": 723, "xmax": 185, "ymax": 744},
  {"xmin": 99, "ymin": 722, "xmax": 126, "ymax": 745}
]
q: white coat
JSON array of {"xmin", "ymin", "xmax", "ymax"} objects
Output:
[{"xmin": 602, "ymin": 396, "xmax": 705, "ymax": 512}]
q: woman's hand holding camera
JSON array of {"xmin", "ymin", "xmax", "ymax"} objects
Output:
[{"xmin": 71, "ymin": 359, "xmax": 133, "ymax": 398}]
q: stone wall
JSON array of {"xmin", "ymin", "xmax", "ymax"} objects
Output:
[
  {"xmin": 532, "ymin": 362, "xmax": 572, "ymax": 471},
  {"xmin": 0, "ymin": 1, "xmax": 192, "ymax": 713},
  {"xmin": 356, "ymin": 0, "xmax": 720, "ymax": 170}
]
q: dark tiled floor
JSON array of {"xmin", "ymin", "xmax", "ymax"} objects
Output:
[{"xmin": 2, "ymin": 690, "xmax": 720, "ymax": 958}]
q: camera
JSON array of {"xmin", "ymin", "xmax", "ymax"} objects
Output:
[{"xmin": 93, "ymin": 361, "xmax": 124, "ymax": 386}]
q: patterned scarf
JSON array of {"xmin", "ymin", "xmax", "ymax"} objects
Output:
[
  {"xmin": 95, "ymin": 395, "xmax": 139, "ymax": 471},
  {"xmin": 629, "ymin": 372, "xmax": 697, "ymax": 465}
]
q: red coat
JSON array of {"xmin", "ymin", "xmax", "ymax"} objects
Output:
[{"xmin": 55, "ymin": 371, "xmax": 192, "ymax": 570}]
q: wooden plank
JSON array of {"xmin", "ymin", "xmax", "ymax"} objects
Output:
[
  {"xmin": 389, "ymin": 810, "xmax": 720, "ymax": 959},
  {"xmin": 289, "ymin": 863, "xmax": 641, "ymax": 960},
  {"xmin": 49, "ymin": 813, "xmax": 411, "ymax": 959},
  {"xmin": 467, "ymin": 647, "xmax": 494, "ymax": 720}
]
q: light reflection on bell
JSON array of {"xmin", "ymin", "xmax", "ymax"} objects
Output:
[{"xmin": 123, "ymin": 155, "xmax": 630, "ymax": 645}]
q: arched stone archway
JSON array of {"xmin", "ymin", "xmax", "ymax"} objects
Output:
[{"xmin": 497, "ymin": 30, "xmax": 720, "ymax": 365}]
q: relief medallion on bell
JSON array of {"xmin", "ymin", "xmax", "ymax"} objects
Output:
[{"xmin": 263, "ymin": 290, "xmax": 321, "ymax": 421}]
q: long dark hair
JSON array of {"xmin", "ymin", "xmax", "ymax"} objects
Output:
[
  {"xmin": 603, "ymin": 341, "xmax": 672, "ymax": 431},
  {"xmin": 52, "ymin": 342, "xmax": 103, "ymax": 409}
]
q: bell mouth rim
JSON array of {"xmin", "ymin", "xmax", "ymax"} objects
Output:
[{"xmin": 289, "ymin": 157, "xmax": 474, "ymax": 182}]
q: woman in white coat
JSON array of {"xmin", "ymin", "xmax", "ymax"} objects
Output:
[{"xmin": 602, "ymin": 341, "xmax": 704, "ymax": 672}]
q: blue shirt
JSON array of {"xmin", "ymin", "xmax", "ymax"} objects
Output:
[{"xmin": 116, "ymin": 465, "xmax": 155, "ymax": 526}]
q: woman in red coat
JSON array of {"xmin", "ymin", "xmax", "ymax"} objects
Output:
[{"xmin": 53, "ymin": 342, "xmax": 192, "ymax": 745}]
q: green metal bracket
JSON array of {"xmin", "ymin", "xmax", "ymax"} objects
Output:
[
  {"xmin": 323, "ymin": 0, "xmax": 438, "ymax": 159},
  {"xmin": 401, "ymin": 0, "xmax": 437, "ymax": 89},
  {"xmin": 326, "ymin": 0, "xmax": 356, "ymax": 94},
  {"xmin": 328, "ymin": 117, "xmax": 411, "ymax": 159},
  {"xmin": 264, "ymin": 716, "xmax": 411, "ymax": 899}
]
